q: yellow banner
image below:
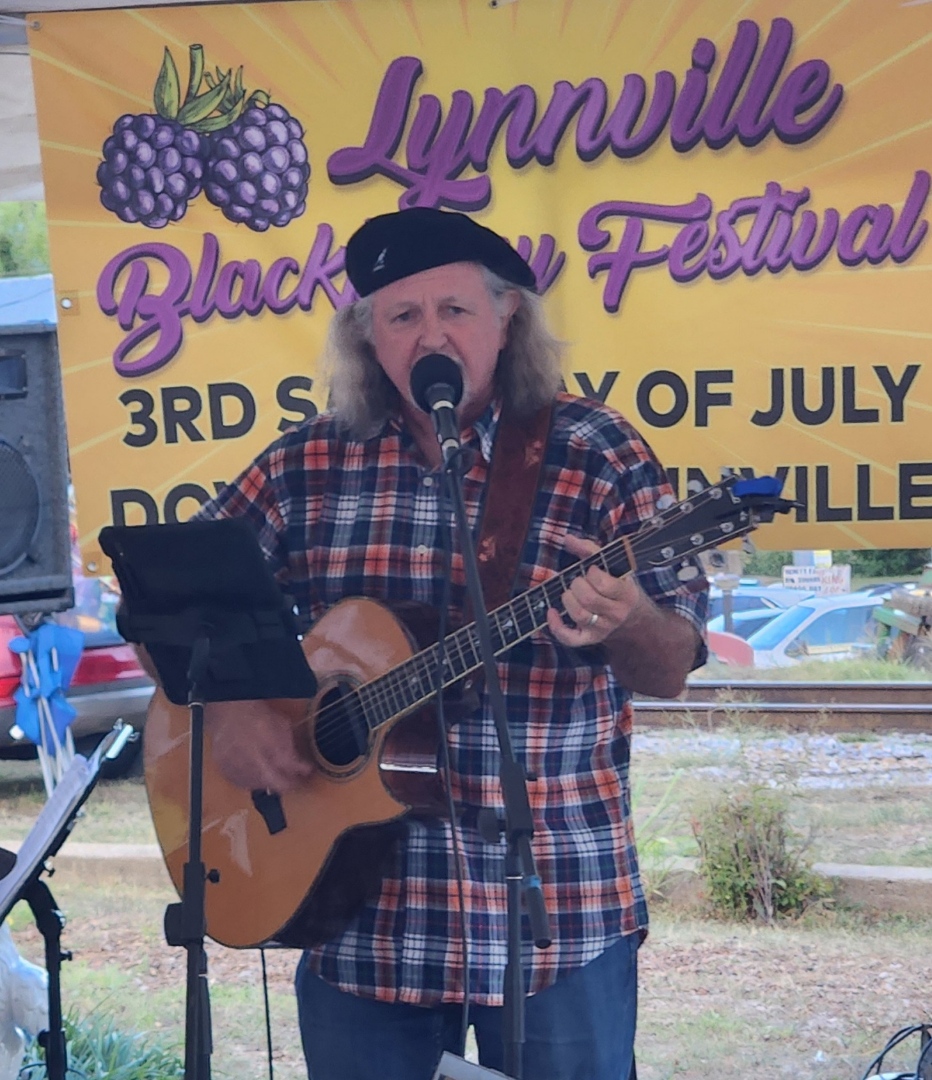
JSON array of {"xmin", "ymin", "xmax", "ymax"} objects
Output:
[{"xmin": 29, "ymin": 0, "xmax": 932, "ymax": 566}]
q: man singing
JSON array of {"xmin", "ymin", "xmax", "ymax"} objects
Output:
[{"xmin": 196, "ymin": 206, "xmax": 708, "ymax": 1080}]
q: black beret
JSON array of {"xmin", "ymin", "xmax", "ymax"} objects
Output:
[{"xmin": 344, "ymin": 207, "xmax": 537, "ymax": 297}]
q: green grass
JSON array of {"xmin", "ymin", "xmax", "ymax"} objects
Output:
[
  {"xmin": 50, "ymin": 970, "xmax": 303, "ymax": 1080},
  {"xmin": 19, "ymin": 964, "xmax": 305, "ymax": 1080},
  {"xmin": 0, "ymin": 763, "xmax": 157, "ymax": 845},
  {"xmin": 865, "ymin": 798, "xmax": 932, "ymax": 828},
  {"xmin": 636, "ymin": 910, "xmax": 932, "ymax": 1080},
  {"xmin": 5, "ymin": 835, "xmax": 931, "ymax": 1080},
  {"xmin": 13, "ymin": 881, "xmax": 932, "ymax": 1080},
  {"xmin": 798, "ymin": 787, "xmax": 932, "ymax": 867},
  {"xmin": 695, "ymin": 656, "xmax": 932, "ymax": 681},
  {"xmin": 5, "ymin": 720, "xmax": 927, "ymax": 872},
  {"xmin": 9, "ymin": 875, "xmax": 308, "ymax": 1080}
]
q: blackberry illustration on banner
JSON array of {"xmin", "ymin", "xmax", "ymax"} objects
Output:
[
  {"xmin": 97, "ymin": 45, "xmax": 310, "ymax": 231},
  {"xmin": 205, "ymin": 102, "xmax": 310, "ymax": 232}
]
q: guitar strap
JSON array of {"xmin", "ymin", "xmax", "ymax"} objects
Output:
[{"xmin": 472, "ymin": 398, "xmax": 554, "ymax": 615}]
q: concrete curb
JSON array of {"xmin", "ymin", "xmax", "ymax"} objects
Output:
[
  {"xmin": 4, "ymin": 842, "xmax": 931, "ymax": 916},
  {"xmin": 640, "ymin": 856, "xmax": 932, "ymax": 916},
  {"xmin": 812, "ymin": 861, "xmax": 932, "ymax": 916},
  {"xmin": 1, "ymin": 839, "xmax": 171, "ymax": 889}
]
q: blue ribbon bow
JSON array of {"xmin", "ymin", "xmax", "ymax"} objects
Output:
[{"xmin": 10, "ymin": 623, "xmax": 85, "ymax": 746}]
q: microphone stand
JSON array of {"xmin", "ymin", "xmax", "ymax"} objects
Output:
[{"xmin": 440, "ymin": 444, "xmax": 551, "ymax": 1080}]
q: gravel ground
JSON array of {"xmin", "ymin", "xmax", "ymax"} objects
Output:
[{"xmin": 634, "ymin": 729, "xmax": 932, "ymax": 790}]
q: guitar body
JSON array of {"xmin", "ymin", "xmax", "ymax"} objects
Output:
[
  {"xmin": 144, "ymin": 598, "xmax": 447, "ymax": 949},
  {"xmin": 141, "ymin": 475, "xmax": 792, "ymax": 951}
]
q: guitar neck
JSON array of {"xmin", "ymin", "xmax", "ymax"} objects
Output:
[
  {"xmin": 351, "ymin": 473, "xmax": 781, "ymax": 733},
  {"xmin": 356, "ymin": 536, "xmax": 636, "ymax": 731}
]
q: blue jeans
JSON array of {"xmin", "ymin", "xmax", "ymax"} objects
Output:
[{"xmin": 295, "ymin": 932, "xmax": 639, "ymax": 1080}]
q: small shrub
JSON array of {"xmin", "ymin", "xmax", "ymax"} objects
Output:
[
  {"xmin": 22, "ymin": 1009, "xmax": 183, "ymax": 1079},
  {"xmin": 692, "ymin": 785, "xmax": 830, "ymax": 923}
]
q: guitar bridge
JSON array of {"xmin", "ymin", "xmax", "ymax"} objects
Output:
[{"xmin": 251, "ymin": 789, "xmax": 287, "ymax": 835}]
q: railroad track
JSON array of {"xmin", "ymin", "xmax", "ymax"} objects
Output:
[{"xmin": 634, "ymin": 680, "xmax": 932, "ymax": 732}]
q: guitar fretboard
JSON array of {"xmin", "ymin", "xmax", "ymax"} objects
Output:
[
  {"xmin": 354, "ymin": 543, "xmax": 626, "ymax": 728},
  {"xmin": 313, "ymin": 474, "xmax": 765, "ymax": 738}
]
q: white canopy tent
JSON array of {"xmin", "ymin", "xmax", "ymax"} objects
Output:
[
  {"xmin": 0, "ymin": 0, "xmax": 298, "ymax": 203},
  {"xmin": 0, "ymin": 13, "xmax": 41, "ymax": 202}
]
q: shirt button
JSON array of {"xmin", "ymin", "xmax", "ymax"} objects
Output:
[
  {"xmin": 422, "ymin": 476, "xmax": 434, "ymax": 488},
  {"xmin": 416, "ymin": 545, "xmax": 429, "ymax": 556}
]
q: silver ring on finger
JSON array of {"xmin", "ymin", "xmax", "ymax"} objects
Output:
[{"xmin": 587, "ymin": 612, "xmax": 599, "ymax": 628}]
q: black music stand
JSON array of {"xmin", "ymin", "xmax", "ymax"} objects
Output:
[
  {"xmin": 0, "ymin": 724, "xmax": 135, "ymax": 1080},
  {"xmin": 98, "ymin": 518, "xmax": 318, "ymax": 1080}
]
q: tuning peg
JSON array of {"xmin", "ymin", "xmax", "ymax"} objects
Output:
[
  {"xmin": 656, "ymin": 493, "xmax": 676, "ymax": 510},
  {"xmin": 742, "ymin": 536, "xmax": 756, "ymax": 554},
  {"xmin": 686, "ymin": 479, "xmax": 703, "ymax": 494}
]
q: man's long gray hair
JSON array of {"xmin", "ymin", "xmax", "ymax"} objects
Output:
[{"xmin": 323, "ymin": 266, "xmax": 564, "ymax": 438}]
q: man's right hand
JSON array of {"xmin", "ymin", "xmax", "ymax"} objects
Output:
[{"xmin": 204, "ymin": 699, "xmax": 316, "ymax": 793}]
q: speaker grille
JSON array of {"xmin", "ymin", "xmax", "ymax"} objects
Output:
[{"xmin": 0, "ymin": 438, "xmax": 40, "ymax": 575}]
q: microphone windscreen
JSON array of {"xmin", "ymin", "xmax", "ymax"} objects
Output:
[{"xmin": 410, "ymin": 354, "xmax": 463, "ymax": 414}]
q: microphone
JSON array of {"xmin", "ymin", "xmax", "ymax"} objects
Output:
[{"xmin": 410, "ymin": 353, "xmax": 464, "ymax": 464}]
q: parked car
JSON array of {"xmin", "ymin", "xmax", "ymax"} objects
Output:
[
  {"xmin": 707, "ymin": 606, "xmax": 784, "ymax": 640},
  {"xmin": 854, "ymin": 582, "xmax": 903, "ymax": 597},
  {"xmin": 707, "ymin": 584, "xmax": 813, "ymax": 622},
  {"xmin": 705, "ymin": 629, "xmax": 755, "ymax": 667},
  {"xmin": 745, "ymin": 593, "xmax": 882, "ymax": 668},
  {"xmin": 0, "ymin": 573, "xmax": 153, "ymax": 777}
]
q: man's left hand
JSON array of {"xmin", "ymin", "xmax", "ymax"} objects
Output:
[
  {"xmin": 546, "ymin": 533, "xmax": 702, "ymax": 699},
  {"xmin": 546, "ymin": 533, "xmax": 643, "ymax": 647}
]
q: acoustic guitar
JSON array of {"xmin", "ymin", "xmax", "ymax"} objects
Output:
[{"xmin": 144, "ymin": 475, "xmax": 793, "ymax": 949}]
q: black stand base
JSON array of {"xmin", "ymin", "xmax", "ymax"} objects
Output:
[
  {"xmin": 161, "ymin": 690, "xmax": 214, "ymax": 1080},
  {"xmin": 24, "ymin": 877, "xmax": 70, "ymax": 1080},
  {"xmin": 164, "ymin": 898, "xmax": 214, "ymax": 1080}
]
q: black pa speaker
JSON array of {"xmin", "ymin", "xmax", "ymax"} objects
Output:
[{"xmin": 0, "ymin": 326, "xmax": 73, "ymax": 615}]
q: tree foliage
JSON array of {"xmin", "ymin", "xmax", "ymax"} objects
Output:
[
  {"xmin": 834, "ymin": 549, "xmax": 929, "ymax": 577},
  {"xmin": 0, "ymin": 201, "xmax": 50, "ymax": 277},
  {"xmin": 745, "ymin": 548, "xmax": 929, "ymax": 579}
]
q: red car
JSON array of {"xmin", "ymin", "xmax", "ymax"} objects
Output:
[{"xmin": 0, "ymin": 578, "xmax": 153, "ymax": 778}]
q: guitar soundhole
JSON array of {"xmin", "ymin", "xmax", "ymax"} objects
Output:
[{"xmin": 315, "ymin": 682, "xmax": 370, "ymax": 768}]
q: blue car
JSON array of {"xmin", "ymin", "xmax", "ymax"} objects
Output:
[
  {"xmin": 707, "ymin": 585, "xmax": 813, "ymax": 623},
  {"xmin": 707, "ymin": 606, "xmax": 784, "ymax": 640}
]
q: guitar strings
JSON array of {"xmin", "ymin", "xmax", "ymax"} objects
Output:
[
  {"xmin": 309, "ymin": 480, "xmax": 754, "ymax": 744},
  {"xmin": 310, "ymin": 479, "xmax": 747, "ymax": 742},
  {"xmin": 311, "ymin": 486, "xmax": 743, "ymax": 743}
]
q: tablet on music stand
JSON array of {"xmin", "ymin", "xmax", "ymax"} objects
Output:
[
  {"xmin": 98, "ymin": 517, "xmax": 317, "ymax": 706},
  {"xmin": 0, "ymin": 725, "xmax": 131, "ymax": 923},
  {"xmin": 0, "ymin": 723, "xmax": 134, "ymax": 1080}
]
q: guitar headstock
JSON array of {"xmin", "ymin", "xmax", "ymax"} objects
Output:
[{"xmin": 630, "ymin": 474, "xmax": 796, "ymax": 572}]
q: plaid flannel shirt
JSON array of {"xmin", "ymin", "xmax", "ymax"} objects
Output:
[{"xmin": 198, "ymin": 391, "xmax": 707, "ymax": 1006}]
